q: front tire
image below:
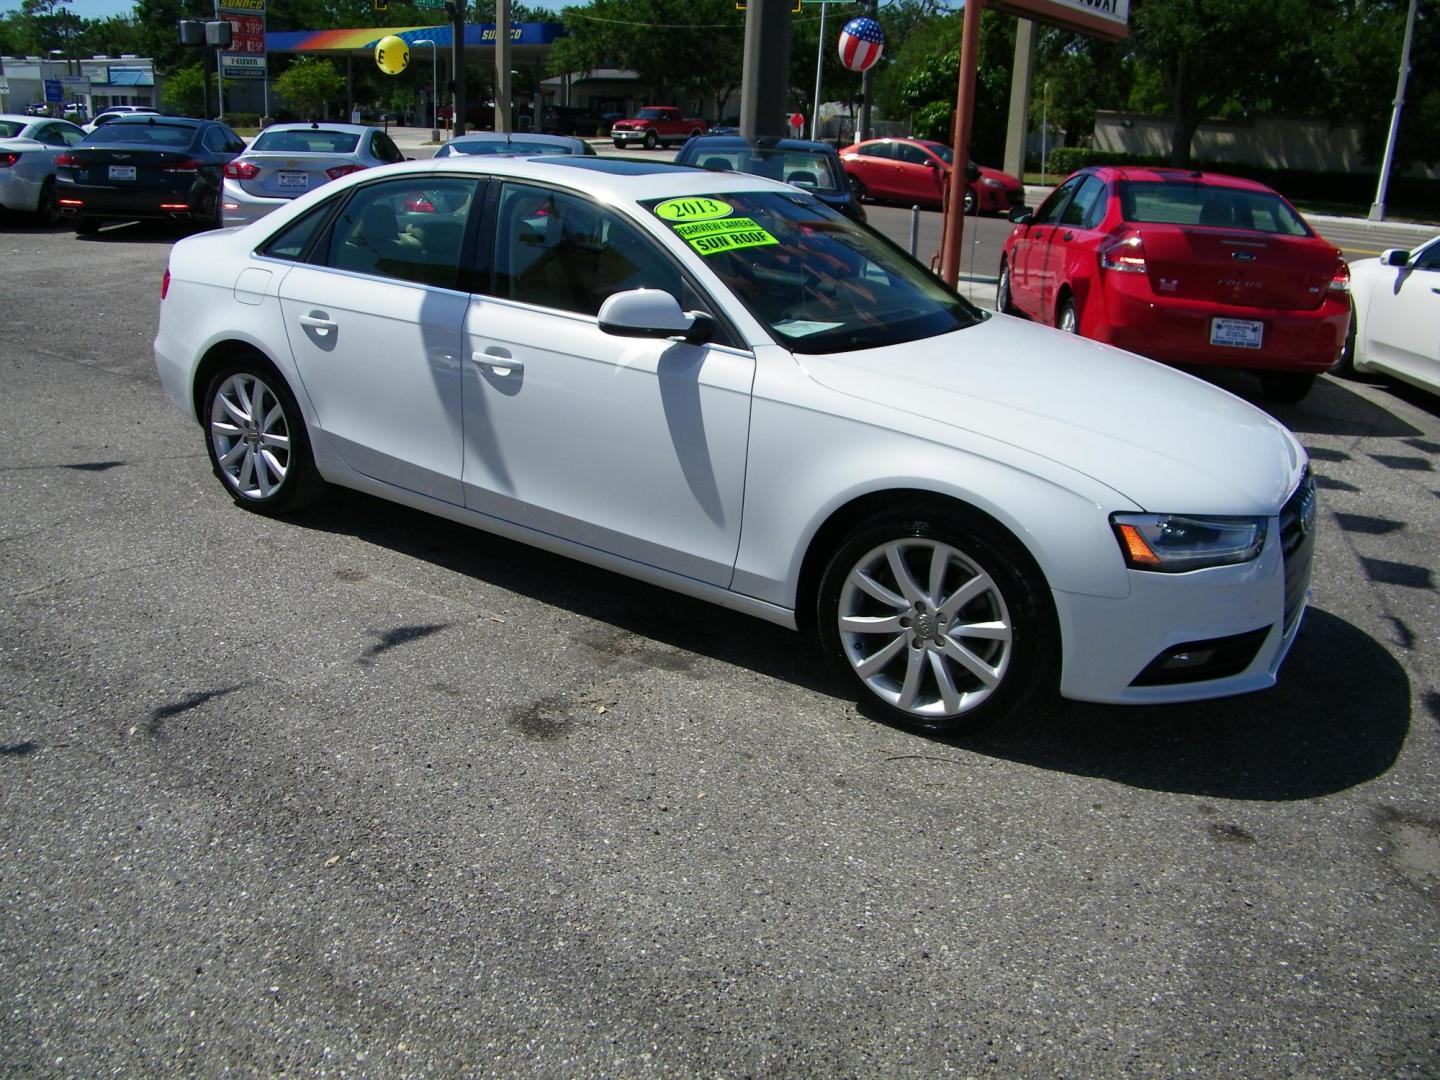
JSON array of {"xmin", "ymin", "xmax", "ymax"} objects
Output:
[
  {"xmin": 997, "ymin": 259, "xmax": 1017, "ymax": 315},
  {"xmin": 817, "ymin": 510, "xmax": 1057, "ymax": 734},
  {"xmin": 847, "ymin": 174, "xmax": 868, "ymax": 203},
  {"xmin": 963, "ymin": 188, "xmax": 978, "ymax": 215},
  {"xmin": 203, "ymin": 363, "xmax": 323, "ymax": 514},
  {"xmin": 1330, "ymin": 302, "xmax": 1357, "ymax": 378},
  {"xmin": 643, "ymin": 130, "xmax": 658, "ymax": 150}
]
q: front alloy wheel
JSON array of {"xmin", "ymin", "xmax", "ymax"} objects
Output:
[
  {"xmin": 818, "ymin": 514, "xmax": 1055, "ymax": 733},
  {"xmin": 204, "ymin": 366, "xmax": 321, "ymax": 513}
]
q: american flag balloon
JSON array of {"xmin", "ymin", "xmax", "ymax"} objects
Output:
[{"xmin": 838, "ymin": 17, "xmax": 885, "ymax": 73}]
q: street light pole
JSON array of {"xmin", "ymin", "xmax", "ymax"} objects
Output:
[
  {"xmin": 1369, "ymin": 0, "xmax": 1417, "ymax": 221},
  {"xmin": 414, "ymin": 38, "xmax": 438, "ymax": 143}
]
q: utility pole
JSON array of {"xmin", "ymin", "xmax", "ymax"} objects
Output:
[
  {"xmin": 494, "ymin": 0, "xmax": 511, "ymax": 132},
  {"xmin": 739, "ymin": 0, "xmax": 791, "ymax": 139},
  {"xmin": 448, "ymin": 0, "xmax": 466, "ymax": 136},
  {"xmin": 856, "ymin": 0, "xmax": 876, "ymax": 141},
  {"xmin": 1369, "ymin": 0, "xmax": 1417, "ymax": 221}
]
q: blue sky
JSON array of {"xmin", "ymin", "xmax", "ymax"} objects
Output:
[{"xmin": 0, "ymin": 0, "xmax": 564, "ymax": 20}]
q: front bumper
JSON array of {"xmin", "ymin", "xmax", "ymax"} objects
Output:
[
  {"xmin": 1054, "ymin": 471, "xmax": 1314, "ymax": 705},
  {"xmin": 1089, "ymin": 274, "xmax": 1349, "ymax": 373}
]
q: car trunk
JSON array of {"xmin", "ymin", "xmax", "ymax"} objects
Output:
[
  {"xmin": 235, "ymin": 152, "xmax": 352, "ymax": 198},
  {"xmin": 65, "ymin": 145, "xmax": 196, "ymax": 192},
  {"xmin": 1139, "ymin": 224, "xmax": 1336, "ymax": 311}
]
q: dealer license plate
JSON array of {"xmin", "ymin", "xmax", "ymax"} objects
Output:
[
  {"xmin": 1210, "ymin": 317, "xmax": 1263, "ymax": 349},
  {"xmin": 277, "ymin": 171, "xmax": 309, "ymax": 192},
  {"xmin": 108, "ymin": 165, "xmax": 136, "ymax": 181}
]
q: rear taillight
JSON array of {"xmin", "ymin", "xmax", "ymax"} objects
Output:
[
  {"xmin": 162, "ymin": 158, "xmax": 204, "ymax": 173},
  {"xmin": 224, "ymin": 160, "xmax": 260, "ymax": 180},
  {"xmin": 161, "ymin": 269, "xmax": 170, "ymax": 300},
  {"xmin": 53, "ymin": 153, "xmax": 77, "ymax": 167},
  {"xmin": 0, "ymin": 152, "xmax": 19, "ymax": 168},
  {"xmin": 1329, "ymin": 259, "xmax": 1350, "ymax": 293},
  {"xmin": 325, "ymin": 163, "xmax": 367, "ymax": 180},
  {"xmin": 404, "ymin": 195, "xmax": 437, "ymax": 213},
  {"xmin": 1100, "ymin": 232, "xmax": 1147, "ymax": 274}
]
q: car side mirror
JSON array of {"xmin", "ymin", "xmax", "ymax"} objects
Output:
[
  {"xmin": 965, "ymin": 161, "xmax": 981, "ymax": 182},
  {"xmin": 1008, "ymin": 207, "xmax": 1034, "ymax": 225},
  {"xmin": 1381, "ymin": 248, "xmax": 1410, "ymax": 267},
  {"xmin": 598, "ymin": 289, "xmax": 713, "ymax": 345}
]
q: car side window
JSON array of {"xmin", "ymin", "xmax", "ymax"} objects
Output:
[
  {"xmin": 258, "ymin": 200, "xmax": 338, "ymax": 261},
  {"xmin": 1061, "ymin": 175, "xmax": 1105, "ymax": 227},
  {"xmin": 489, "ymin": 182, "xmax": 685, "ymax": 317},
  {"xmin": 222, "ymin": 127, "xmax": 247, "ymax": 153},
  {"xmin": 1034, "ymin": 175, "xmax": 1083, "ymax": 225},
  {"xmin": 203, "ymin": 127, "xmax": 228, "ymax": 153},
  {"xmin": 858, "ymin": 143, "xmax": 891, "ymax": 160},
  {"xmin": 1413, "ymin": 243, "xmax": 1440, "ymax": 271},
  {"xmin": 372, "ymin": 131, "xmax": 403, "ymax": 163},
  {"xmin": 320, "ymin": 177, "xmax": 480, "ymax": 289},
  {"xmin": 893, "ymin": 143, "xmax": 931, "ymax": 167},
  {"xmin": 61, "ymin": 125, "xmax": 85, "ymax": 146}
]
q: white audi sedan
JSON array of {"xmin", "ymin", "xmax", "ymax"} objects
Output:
[
  {"xmin": 1336, "ymin": 235, "xmax": 1440, "ymax": 398},
  {"xmin": 154, "ymin": 155, "xmax": 1316, "ymax": 733}
]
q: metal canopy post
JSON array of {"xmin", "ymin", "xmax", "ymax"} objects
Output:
[{"xmin": 938, "ymin": 0, "xmax": 982, "ymax": 286}]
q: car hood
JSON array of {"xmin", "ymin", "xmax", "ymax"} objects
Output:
[
  {"xmin": 799, "ymin": 315, "xmax": 1305, "ymax": 514},
  {"xmin": 977, "ymin": 164, "xmax": 1022, "ymax": 189}
]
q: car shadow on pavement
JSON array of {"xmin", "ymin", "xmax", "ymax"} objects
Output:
[
  {"xmin": 1198, "ymin": 367, "xmax": 1433, "ymax": 437},
  {"xmin": 941, "ymin": 607, "xmax": 1409, "ymax": 802},
  {"xmin": 290, "ymin": 491, "xmax": 1408, "ymax": 803}
]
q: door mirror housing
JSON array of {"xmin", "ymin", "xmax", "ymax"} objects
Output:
[
  {"xmin": 598, "ymin": 289, "xmax": 713, "ymax": 345},
  {"xmin": 1380, "ymin": 248, "xmax": 1410, "ymax": 267},
  {"xmin": 965, "ymin": 160, "xmax": 981, "ymax": 182}
]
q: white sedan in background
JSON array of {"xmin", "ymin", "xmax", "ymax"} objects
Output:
[
  {"xmin": 154, "ymin": 156, "xmax": 1315, "ymax": 734},
  {"xmin": 1338, "ymin": 235, "xmax": 1440, "ymax": 397},
  {"xmin": 0, "ymin": 113, "xmax": 87, "ymax": 222}
]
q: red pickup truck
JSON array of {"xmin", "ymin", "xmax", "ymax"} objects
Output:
[{"xmin": 610, "ymin": 106, "xmax": 708, "ymax": 150}]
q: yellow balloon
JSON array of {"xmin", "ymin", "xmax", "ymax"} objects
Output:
[{"xmin": 375, "ymin": 35, "xmax": 409, "ymax": 76}]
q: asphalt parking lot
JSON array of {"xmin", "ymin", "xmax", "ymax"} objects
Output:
[{"xmin": 1, "ymin": 211, "xmax": 1438, "ymax": 1077}]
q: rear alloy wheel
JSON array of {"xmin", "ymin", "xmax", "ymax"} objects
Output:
[
  {"xmin": 1259, "ymin": 371, "xmax": 1316, "ymax": 404},
  {"xmin": 204, "ymin": 364, "xmax": 323, "ymax": 514},
  {"xmin": 1056, "ymin": 296, "xmax": 1079, "ymax": 334},
  {"xmin": 35, "ymin": 177, "xmax": 60, "ymax": 225},
  {"xmin": 644, "ymin": 130, "xmax": 659, "ymax": 150},
  {"xmin": 996, "ymin": 260, "xmax": 1017, "ymax": 315},
  {"xmin": 817, "ymin": 511, "xmax": 1056, "ymax": 734}
]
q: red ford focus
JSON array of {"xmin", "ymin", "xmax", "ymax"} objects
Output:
[
  {"xmin": 838, "ymin": 137, "xmax": 1024, "ymax": 215},
  {"xmin": 998, "ymin": 167, "xmax": 1350, "ymax": 403}
]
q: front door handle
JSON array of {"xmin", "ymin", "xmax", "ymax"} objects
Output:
[
  {"xmin": 1062, "ymin": 231, "xmax": 1074, "ymax": 241},
  {"xmin": 472, "ymin": 349, "xmax": 523, "ymax": 376},
  {"xmin": 297, "ymin": 312, "xmax": 337, "ymax": 334}
]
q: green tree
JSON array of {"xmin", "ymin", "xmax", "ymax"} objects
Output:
[
  {"xmin": 161, "ymin": 62, "xmax": 207, "ymax": 115},
  {"xmin": 274, "ymin": 56, "xmax": 345, "ymax": 119}
]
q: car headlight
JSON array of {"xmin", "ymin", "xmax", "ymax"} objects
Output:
[
  {"xmin": 982, "ymin": 177, "xmax": 1005, "ymax": 187},
  {"xmin": 1110, "ymin": 513, "xmax": 1267, "ymax": 572}
]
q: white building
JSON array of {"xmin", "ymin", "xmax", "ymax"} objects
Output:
[{"xmin": 0, "ymin": 55, "xmax": 157, "ymax": 117}]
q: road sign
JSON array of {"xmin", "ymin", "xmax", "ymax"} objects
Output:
[
  {"xmin": 221, "ymin": 53, "xmax": 267, "ymax": 77},
  {"xmin": 44, "ymin": 79, "xmax": 62, "ymax": 103},
  {"xmin": 0, "ymin": 79, "xmax": 11, "ymax": 96},
  {"xmin": 416, "ymin": 0, "xmax": 448, "ymax": 8}
]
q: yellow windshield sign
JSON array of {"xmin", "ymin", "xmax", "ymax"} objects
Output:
[
  {"xmin": 654, "ymin": 197, "xmax": 734, "ymax": 222},
  {"xmin": 672, "ymin": 216, "xmax": 779, "ymax": 255}
]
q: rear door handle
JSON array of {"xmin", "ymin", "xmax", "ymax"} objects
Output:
[{"xmin": 472, "ymin": 349, "xmax": 523, "ymax": 376}]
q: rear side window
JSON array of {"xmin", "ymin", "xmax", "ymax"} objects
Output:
[
  {"xmin": 1119, "ymin": 180, "xmax": 1311, "ymax": 236},
  {"xmin": 320, "ymin": 177, "xmax": 480, "ymax": 289},
  {"xmin": 258, "ymin": 200, "xmax": 336, "ymax": 261}
]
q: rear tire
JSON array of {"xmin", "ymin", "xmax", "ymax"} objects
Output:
[
  {"xmin": 1259, "ymin": 372, "xmax": 1316, "ymax": 404},
  {"xmin": 1056, "ymin": 295, "xmax": 1078, "ymax": 334},
  {"xmin": 35, "ymin": 177, "xmax": 60, "ymax": 225},
  {"xmin": 816, "ymin": 507, "xmax": 1057, "ymax": 735}
]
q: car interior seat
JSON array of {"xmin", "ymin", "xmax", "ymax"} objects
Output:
[
  {"xmin": 1199, "ymin": 197, "xmax": 1236, "ymax": 228},
  {"xmin": 787, "ymin": 170, "xmax": 818, "ymax": 188},
  {"xmin": 703, "ymin": 156, "xmax": 734, "ymax": 171}
]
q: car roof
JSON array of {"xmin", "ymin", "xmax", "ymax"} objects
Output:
[
  {"xmin": 448, "ymin": 131, "xmax": 584, "ymax": 146},
  {"xmin": 261, "ymin": 122, "xmax": 374, "ymax": 135},
  {"xmin": 1087, "ymin": 165, "xmax": 1279, "ymax": 194},
  {"xmin": 683, "ymin": 134, "xmax": 837, "ymax": 154},
  {"xmin": 107, "ymin": 114, "xmax": 203, "ymax": 126}
]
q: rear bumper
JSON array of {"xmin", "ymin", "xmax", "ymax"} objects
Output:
[
  {"xmin": 55, "ymin": 177, "xmax": 213, "ymax": 220},
  {"xmin": 1089, "ymin": 276, "xmax": 1349, "ymax": 373},
  {"xmin": 221, "ymin": 179, "xmax": 290, "ymax": 227}
]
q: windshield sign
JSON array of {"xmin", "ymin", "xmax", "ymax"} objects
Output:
[{"xmin": 646, "ymin": 191, "xmax": 983, "ymax": 353}]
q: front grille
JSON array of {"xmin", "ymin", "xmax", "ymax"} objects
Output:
[{"xmin": 1278, "ymin": 467, "xmax": 1316, "ymax": 632}]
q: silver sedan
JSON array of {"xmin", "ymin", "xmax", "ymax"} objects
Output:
[
  {"xmin": 221, "ymin": 122, "xmax": 407, "ymax": 226},
  {"xmin": 0, "ymin": 114, "xmax": 87, "ymax": 223}
]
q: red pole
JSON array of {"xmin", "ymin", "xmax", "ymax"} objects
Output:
[{"xmin": 940, "ymin": 0, "xmax": 983, "ymax": 286}]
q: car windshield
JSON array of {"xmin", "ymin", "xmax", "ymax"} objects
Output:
[
  {"xmin": 253, "ymin": 129, "xmax": 361, "ymax": 154},
  {"xmin": 87, "ymin": 121, "xmax": 196, "ymax": 148},
  {"xmin": 636, "ymin": 109, "xmax": 669, "ymax": 120},
  {"xmin": 644, "ymin": 191, "xmax": 983, "ymax": 353},
  {"xmin": 449, "ymin": 138, "xmax": 574, "ymax": 156},
  {"xmin": 687, "ymin": 148, "xmax": 843, "ymax": 193},
  {"xmin": 0, "ymin": 120, "xmax": 26, "ymax": 138},
  {"xmin": 1119, "ymin": 180, "xmax": 1312, "ymax": 236}
]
